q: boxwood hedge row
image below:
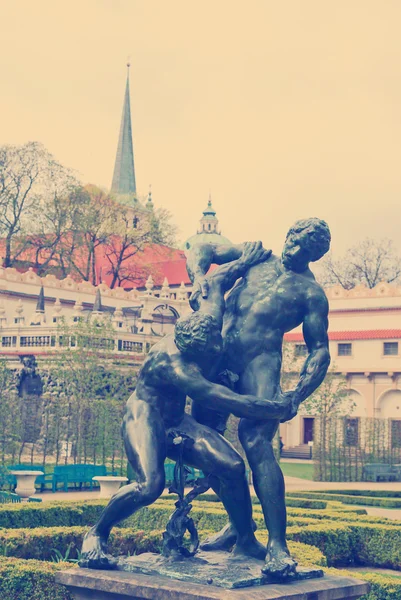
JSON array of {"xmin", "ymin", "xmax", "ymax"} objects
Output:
[
  {"xmin": 287, "ymin": 491, "xmax": 401, "ymax": 508},
  {"xmin": 2, "ymin": 495, "xmax": 401, "ymax": 600}
]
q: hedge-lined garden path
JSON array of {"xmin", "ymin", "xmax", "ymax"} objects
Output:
[{"xmin": 34, "ymin": 474, "xmax": 401, "ymax": 503}]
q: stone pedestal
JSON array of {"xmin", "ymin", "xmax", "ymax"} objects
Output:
[
  {"xmin": 56, "ymin": 568, "xmax": 369, "ymax": 600},
  {"xmin": 10, "ymin": 470, "xmax": 43, "ymax": 499},
  {"xmin": 92, "ymin": 476, "xmax": 128, "ymax": 498}
]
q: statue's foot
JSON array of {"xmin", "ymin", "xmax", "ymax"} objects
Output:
[
  {"xmin": 230, "ymin": 538, "xmax": 267, "ymax": 561},
  {"xmin": 200, "ymin": 523, "xmax": 236, "ymax": 552},
  {"xmin": 79, "ymin": 528, "xmax": 117, "ymax": 570},
  {"xmin": 200, "ymin": 520, "xmax": 257, "ymax": 553},
  {"xmin": 262, "ymin": 545, "xmax": 297, "ymax": 579}
]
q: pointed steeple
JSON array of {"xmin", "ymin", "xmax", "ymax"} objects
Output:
[
  {"xmin": 30, "ymin": 286, "xmax": 46, "ymax": 325},
  {"xmin": 36, "ymin": 286, "xmax": 45, "ymax": 313},
  {"xmin": 93, "ymin": 288, "xmax": 103, "ymax": 313},
  {"xmin": 111, "ymin": 63, "xmax": 137, "ymax": 195}
]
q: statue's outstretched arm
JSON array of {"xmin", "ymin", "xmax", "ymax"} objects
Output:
[
  {"xmin": 293, "ymin": 292, "xmax": 330, "ymax": 407},
  {"xmin": 172, "ymin": 362, "xmax": 289, "ymax": 421},
  {"xmin": 185, "ymin": 243, "xmax": 244, "ymax": 296}
]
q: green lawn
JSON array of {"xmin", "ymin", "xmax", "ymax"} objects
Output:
[{"xmin": 280, "ymin": 461, "xmax": 314, "ymax": 480}]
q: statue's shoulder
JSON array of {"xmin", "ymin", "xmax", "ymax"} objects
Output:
[
  {"xmin": 304, "ymin": 279, "xmax": 329, "ymax": 312},
  {"xmin": 143, "ymin": 336, "xmax": 175, "ymax": 371}
]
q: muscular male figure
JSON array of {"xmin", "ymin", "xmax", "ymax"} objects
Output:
[
  {"xmin": 81, "ymin": 242, "xmax": 292, "ymax": 569},
  {"xmin": 186, "ymin": 218, "xmax": 331, "ymax": 577}
]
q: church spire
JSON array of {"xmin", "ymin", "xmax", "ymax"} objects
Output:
[{"xmin": 111, "ymin": 62, "xmax": 137, "ymax": 195}]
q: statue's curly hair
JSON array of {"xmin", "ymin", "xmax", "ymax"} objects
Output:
[
  {"xmin": 174, "ymin": 312, "xmax": 219, "ymax": 355},
  {"xmin": 286, "ymin": 218, "xmax": 331, "ymax": 262}
]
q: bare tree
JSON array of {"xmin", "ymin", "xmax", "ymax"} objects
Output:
[
  {"xmin": 104, "ymin": 205, "xmax": 178, "ymax": 289},
  {"xmin": 0, "ymin": 142, "xmax": 79, "ymax": 269},
  {"xmin": 0, "ymin": 144, "xmax": 179, "ymax": 286},
  {"xmin": 0, "ymin": 142, "xmax": 43, "ymax": 266},
  {"xmin": 318, "ymin": 238, "xmax": 401, "ymax": 290},
  {"xmin": 62, "ymin": 185, "xmax": 115, "ymax": 285},
  {"xmin": 13, "ymin": 160, "xmax": 79, "ymax": 275}
]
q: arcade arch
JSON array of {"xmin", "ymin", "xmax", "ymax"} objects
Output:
[
  {"xmin": 347, "ymin": 389, "xmax": 367, "ymax": 418},
  {"xmin": 378, "ymin": 389, "xmax": 401, "ymax": 420}
]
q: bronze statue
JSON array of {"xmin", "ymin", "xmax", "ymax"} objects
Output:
[
  {"xmin": 187, "ymin": 218, "xmax": 331, "ymax": 577},
  {"xmin": 81, "ymin": 242, "xmax": 294, "ymax": 569}
]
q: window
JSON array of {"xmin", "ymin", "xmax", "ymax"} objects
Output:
[
  {"xmin": 338, "ymin": 343, "xmax": 352, "ymax": 356},
  {"xmin": 295, "ymin": 344, "xmax": 308, "ymax": 357},
  {"xmin": 384, "ymin": 342, "xmax": 398, "ymax": 356},
  {"xmin": 345, "ymin": 418, "xmax": 359, "ymax": 446},
  {"xmin": 118, "ymin": 339, "xmax": 143, "ymax": 353}
]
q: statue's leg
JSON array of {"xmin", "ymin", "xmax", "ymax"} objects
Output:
[
  {"xmin": 238, "ymin": 352, "xmax": 297, "ymax": 577},
  {"xmin": 168, "ymin": 414, "xmax": 265, "ymax": 560},
  {"xmin": 81, "ymin": 396, "xmax": 166, "ymax": 569}
]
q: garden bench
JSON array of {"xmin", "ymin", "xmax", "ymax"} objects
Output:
[
  {"xmin": 164, "ymin": 463, "xmax": 204, "ymax": 485},
  {"xmin": 362, "ymin": 463, "xmax": 397, "ymax": 482},
  {"xmin": 46, "ymin": 464, "xmax": 117, "ymax": 492}
]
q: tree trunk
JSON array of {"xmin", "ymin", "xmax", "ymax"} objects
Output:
[{"xmin": 4, "ymin": 235, "xmax": 12, "ymax": 268}]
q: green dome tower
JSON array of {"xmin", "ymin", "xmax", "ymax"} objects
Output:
[{"xmin": 184, "ymin": 195, "xmax": 231, "ymax": 250}]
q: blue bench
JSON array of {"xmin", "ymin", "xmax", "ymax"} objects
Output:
[
  {"xmin": 164, "ymin": 463, "xmax": 204, "ymax": 484},
  {"xmin": 362, "ymin": 463, "xmax": 397, "ymax": 482},
  {"xmin": 46, "ymin": 464, "xmax": 117, "ymax": 492}
]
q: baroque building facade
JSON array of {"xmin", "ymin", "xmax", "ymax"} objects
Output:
[
  {"xmin": 1, "ymin": 265, "xmax": 401, "ymax": 451},
  {"xmin": 281, "ymin": 281, "xmax": 401, "ymax": 451},
  {"xmin": 0, "ymin": 267, "xmax": 192, "ymax": 371}
]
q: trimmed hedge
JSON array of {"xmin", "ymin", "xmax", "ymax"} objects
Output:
[
  {"xmin": 317, "ymin": 489, "xmax": 401, "ymax": 499},
  {"xmin": 163, "ymin": 492, "xmax": 328, "ymax": 510},
  {"xmin": 0, "ymin": 500, "xmax": 108, "ymax": 529},
  {"xmin": 0, "ymin": 525, "xmax": 327, "ymax": 567},
  {"xmin": 287, "ymin": 491, "xmax": 401, "ymax": 508},
  {"xmin": 2, "ymin": 503, "xmax": 400, "ymax": 570},
  {"xmin": 1, "ymin": 498, "xmax": 401, "ymax": 600},
  {"xmin": 327, "ymin": 567, "xmax": 401, "ymax": 600},
  {"xmin": 0, "ymin": 498, "xmax": 374, "ymax": 533},
  {"xmin": 0, "ymin": 527, "xmax": 163, "ymax": 561},
  {"xmin": 0, "ymin": 557, "xmax": 74, "ymax": 600},
  {"xmin": 157, "ymin": 499, "xmax": 383, "ymax": 527},
  {"xmin": 288, "ymin": 522, "xmax": 401, "ymax": 569}
]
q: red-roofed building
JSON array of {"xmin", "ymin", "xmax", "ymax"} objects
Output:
[{"xmin": 280, "ymin": 282, "xmax": 401, "ymax": 453}]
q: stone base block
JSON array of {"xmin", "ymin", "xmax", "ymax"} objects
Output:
[
  {"xmin": 117, "ymin": 551, "xmax": 323, "ymax": 589},
  {"xmin": 56, "ymin": 568, "xmax": 370, "ymax": 600}
]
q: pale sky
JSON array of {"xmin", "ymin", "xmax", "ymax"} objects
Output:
[{"xmin": 1, "ymin": 0, "xmax": 400, "ymax": 255}]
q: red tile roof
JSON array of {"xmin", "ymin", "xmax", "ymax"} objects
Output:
[
  {"xmin": 0, "ymin": 238, "xmax": 191, "ymax": 289},
  {"xmin": 285, "ymin": 330, "xmax": 401, "ymax": 342},
  {"xmin": 94, "ymin": 244, "xmax": 191, "ymax": 288}
]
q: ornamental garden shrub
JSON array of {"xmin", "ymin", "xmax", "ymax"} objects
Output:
[
  {"xmin": 287, "ymin": 491, "xmax": 401, "ymax": 509},
  {"xmin": 1, "ymin": 497, "xmax": 401, "ymax": 599}
]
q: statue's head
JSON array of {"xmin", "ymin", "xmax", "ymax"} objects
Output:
[
  {"xmin": 282, "ymin": 218, "xmax": 331, "ymax": 272},
  {"xmin": 174, "ymin": 312, "xmax": 222, "ymax": 358}
]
